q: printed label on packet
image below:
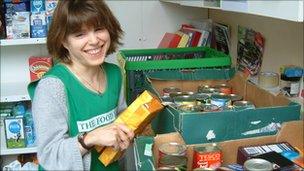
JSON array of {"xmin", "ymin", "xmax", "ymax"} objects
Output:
[{"xmin": 29, "ymin": 56, "xmax": 52, "ymax": 81}]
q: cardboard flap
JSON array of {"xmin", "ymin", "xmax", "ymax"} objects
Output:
[{"xmin": 276, "ymin": 120, "xmax": 303, "ymax": 149}]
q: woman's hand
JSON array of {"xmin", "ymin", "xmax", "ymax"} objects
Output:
[{"xmin": 85, "ymin": 123, "xmax": 134, "ymax": 151}]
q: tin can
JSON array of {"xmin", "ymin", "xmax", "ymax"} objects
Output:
[
  {"xmin": 173, "ymin": 95, "xmax": 196, "ymax": 106},
  {"xmin": 158, "ymin": 142, "xmax": 187, "ymax": 169},
  {"xmin": 161, "ymin": 95, "xmax": 174, "ymax": 106},
  {"xmin": 210, "ymin": 94, "xmax": 231, "ymax": 108},
  {"xmin": 201, "ymin": 104, "xmax": 220, "ymax": 112},
  {"xmin": 157, "ymin": 166, "xmax": 179, "ymax": 171},
  {"xmin": 197, "ymin": 85, "xmax": 212, "ymax": 92},
  {"xmin": 243, "ymin": 158, "xmax": 273, "ymax": 171},
  {"xmin": 198, "ymin": 88, "xmax": 220, "ymax": 97},
  {"xmin": 169, "ymin": 91, "xmax": 182, "ymax": 98},
  {"xmin": 195, "ymin": 93, "xmax": 210, "ymax": 105},
  {"xmin": 228, "ymin": 94, "xmax": 243, "ymax": 103},
  {"xmin": 192, "ymin": 143, "xmax": 222, "ymax": 170},
  {"xmin": 177, "ymin": 104, "xmax": 202, "ymax": 113},
  {"xmin": 163, "ymin": 87, "xmax": 181, "ymax": 96},
  {"xmin": 215, "ymin": 84, "xmax": 232, "ymax": 94},
  {"xmin": 233, "ymin": 101, "xmax": 255, "ymax": 110}
]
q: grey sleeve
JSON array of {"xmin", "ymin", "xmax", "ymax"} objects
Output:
[
  {"xmin": 117, "ymin": 83, "xmax": 127, "ymax": 114},
  {"xmin": 32, "ymin": 77, "xmax": 91, "ymax": 170}
]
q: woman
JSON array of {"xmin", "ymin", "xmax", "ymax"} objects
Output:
[{"xmin": 29, "ymin": 0, "xmax": 134, "ymax": 170}]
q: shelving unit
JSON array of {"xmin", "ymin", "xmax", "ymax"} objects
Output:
[
  {"xmin": 0, "ymin": 38, "xmax": 46, "ymax": 46},
  {"xmin": 0, "ymin": 147, "xmax": 37, "ymax": 156},
  {"xmin": 0, "ymin": 82, "xmax": 30, "ymax": 102}
]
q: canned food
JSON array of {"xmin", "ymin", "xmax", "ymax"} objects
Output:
[
  {"xmin": 243, "ymin": 158, "xmax": 273, "ymax": 171},
  {"xmin": 195, "ymin": 93, "xmax": 210, "ymax": 104},
  {"xmin": 173, "ymin": 95, "xmax": 196, "ymax": 106},
  {"xmin": 161, "ymin": 95, "xmax": 174, "ymax": 106},
  {"xmin": 157, "ymin": 166, "xmax": 179, "ymax": 171},
  {"xmin": 228, "ymin": 94, "xmax": 243, "ymax": 102},
  {"xmin": 197, "ymin": 85, "xmax": 212, "ymax": 92},
  {"xmin": 163, "ymin": 87, "xmax": 181, "ymax": 96},
  {"xmin": 169, "ymin": 91, "xmax": 182, "ymax": 98},
  {"xmin": 198, "ymin": 87, "xmax": 220, "ymax": 96},
  {"xmin": 177, "ymin": 104, "xmax": 202, "ymax": 113},
  {"xmin": 192, "ymin": 143, "xmax": 222, "ymax": 170},
  {"xmin": 233, "ymin": 101, "xmax": 255, "ymax": 110},
  {"xmin": 159, "ymin": 142, "xmax": 187, "ymax": 169},
  {"xmin": 201, "ymin": 104, "xmax": 220, "ymax": 112},
  {"xmin": 210, "ymin": 94, "xmax": 231, "ymax": 108},
  {"xmin": 215, "ymin": 84, "xmax": 232, "ymax": 94}
]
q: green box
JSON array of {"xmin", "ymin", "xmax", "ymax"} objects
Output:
[
  {"xmin": 117, "ymin": 47, "xmax": 232, "ymax": 104},
  {"xmin": 144, "ymin": 70, "xmax": 301, "ymax": 144}
]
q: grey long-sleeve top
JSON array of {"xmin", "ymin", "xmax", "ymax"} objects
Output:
[{"xmin": 32, "ymin": 77, "xmax": 127, "ymax": 170}]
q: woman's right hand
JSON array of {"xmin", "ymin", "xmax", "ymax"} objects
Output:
[{"xmin": 84, "ymin": 123, "xmax": 134, "ymax": 151}]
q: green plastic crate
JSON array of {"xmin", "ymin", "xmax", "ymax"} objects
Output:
[
  {"xmin": 119, "ymin": 46, "xmax": 231, "ymax": 70},
  {"xmin": 118, "ymin": 47, "xmax": 232, "ymax": 104}
]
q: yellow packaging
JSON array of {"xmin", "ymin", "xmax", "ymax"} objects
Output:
[{"xmin": 98, "ymin": 90, "xmax": 164, "ymax": 166}]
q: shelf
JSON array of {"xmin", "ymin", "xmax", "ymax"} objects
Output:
[
  {"xmin": 0, "ymin": 38, "xmax": 46, "ymax": 46},
  {"xmin": 0, "ymin": 146, "xmax": 37, "ymax": 155},
  {"xmin": 0, "ymin": 82, "xmax": 31, "ymax": 102}
]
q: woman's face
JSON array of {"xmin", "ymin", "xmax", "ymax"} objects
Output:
[{"xmin": 63, "ymin": 26, "xmax": 111, "ymax": 67}]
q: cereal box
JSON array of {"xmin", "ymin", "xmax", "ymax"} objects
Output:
[
  {"xmin": 30, "ymin": 0, "xmax": 45, "ymax": 13},
  {"xmin": 28, "ymin": 56, "xmax": 53, "ymax": 81},
  {"xmin": 12, "ymin": 11, "xmax": 30, "ymax": 39},
  {"xmin": 30, "ymin": 12, "xmax": 47, "ymax": 38},
  {"xmin": 4, "ymin": 116, "xmax": 26, "ymax": 148}
]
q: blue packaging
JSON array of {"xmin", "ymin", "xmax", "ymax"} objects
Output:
[
  {"xmin": 30, "ymin": 0, "xmax": 45, "ymax": 12},
  {"xmin": 30, "ymin": 12, "xmax": 47, "ymax": 38},
  {"xmin": 4, "ymin": 2, "xmax": 30, "ymax": 13}
]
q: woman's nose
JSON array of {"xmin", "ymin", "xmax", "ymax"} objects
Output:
[{"xmin": 88, "ymin": 32, "xmax": 99, "ymax": 44}]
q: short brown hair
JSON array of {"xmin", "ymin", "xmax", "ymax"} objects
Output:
[{"xmin": 47, "ymin": 0, "xmax": 123, "ymax": 64}]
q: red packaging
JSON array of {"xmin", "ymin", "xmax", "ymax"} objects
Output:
[
  {"xmin": 192, "ymin": 144, "xmax": 222, "ymax": 169},
  {"xmin": 29, "ymin": 56, "xmax": 53, "ymax": 81}
]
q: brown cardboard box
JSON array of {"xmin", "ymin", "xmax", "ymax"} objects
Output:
[
  {"xmin": 152, "ymin": 120, "xmax": 303, "ymax": 170},
  {"xmin": 147, "ymin": 72, "xmax": 301, "ymax": 144}
]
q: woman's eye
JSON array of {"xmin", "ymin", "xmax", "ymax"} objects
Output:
[
  {"xmin": 95, "ymin": 28, "xmax": 104, "ymax": 32},
  {"xmin": 75, "ymin": 33, "xmax": 84, "ymax": 37}
]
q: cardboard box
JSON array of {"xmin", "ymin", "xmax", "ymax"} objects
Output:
[
  {"xmin": 145, "ymin": 71, "xmax": 301, "ymax": 144},
  {"xmin": 133, "ymin": 121, "xmax": 303, "ymax": 170}
]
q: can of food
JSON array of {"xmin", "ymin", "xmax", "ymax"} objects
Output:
[
  {"xmin": 161, "ymin": 95, "xmax": 174, "ymax": 106},
  {"xmin": 158, "ymin": 142, "xmax": 187, "ymax": 169},
  {"xmin": 228, "ymin": 94, "xmax": 243, "ymax": 103},
  {"xmin": 163, "ymin": 87, "xmax": 181, "ymax": 96},
  {"xmin": 201, "ymin": 104, "xmax": 220, "ymax": 112},
  {"xmin": 192, "ymin": 143, "xmax": 222, "ymax": 170},
  {"xmin": 173, "ymin": 95, "xmax": 196, "ymax": 106},
  {"xmin": 198, "ymin": 88, "xmax": 220, "ymax": 97},
  {"xmin": 233, "ymin": 101, "xmax": 255, "ymax": 110},
  {"xmin": 215, "ymin": 84, "xmax": 232, "ymax": 94},
  {"xmin": 210, "ymin": 94, "xmax": 231, "ymax": 108},
  {"xmin": 243, "ymin": 158, "xmax": 273, "ymax": 171},
  {"xmin": 195, "ymin": 93, "xmax": 210, "ymax": 105},
  {"xmin": 197, "ymin": 85, "xmax": 212, "ymax": 92},
  {"xmin": 157, "ymin": 166, "xmax": 179, "ymax": 171},
  {"xmin": 177, "ymin": 104, "xmax": 202, "ymax": 113},
  {"xmin": 169, "ymin": 91, "xmax": 182, "ymax": 98}
]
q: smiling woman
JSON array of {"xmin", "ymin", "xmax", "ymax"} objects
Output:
[{"xmin": 28, "ymin": 0, "xmax": 134, "ymax": 171}]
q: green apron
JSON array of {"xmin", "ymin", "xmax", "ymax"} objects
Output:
[{"xmin": 28, "ymin": 62, "xmax": 122, "ymax": 170}]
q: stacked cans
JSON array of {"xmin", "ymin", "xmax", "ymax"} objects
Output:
[{"xmin": 161, "ymin": 84, "xmax": 255, "ymax": 112}]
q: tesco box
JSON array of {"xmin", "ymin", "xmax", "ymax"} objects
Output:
[{"xmin": 133, "ymin": 121, "xmax": 303, "ymax": 170}]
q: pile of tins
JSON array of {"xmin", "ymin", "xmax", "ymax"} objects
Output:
[
  {"xmin": 161, "ymin": 84, "xmax": 255, "ymax": 113},
  {"xmin": 158, "ymin": 142, "xmax": 276, "ymax": 171}
]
